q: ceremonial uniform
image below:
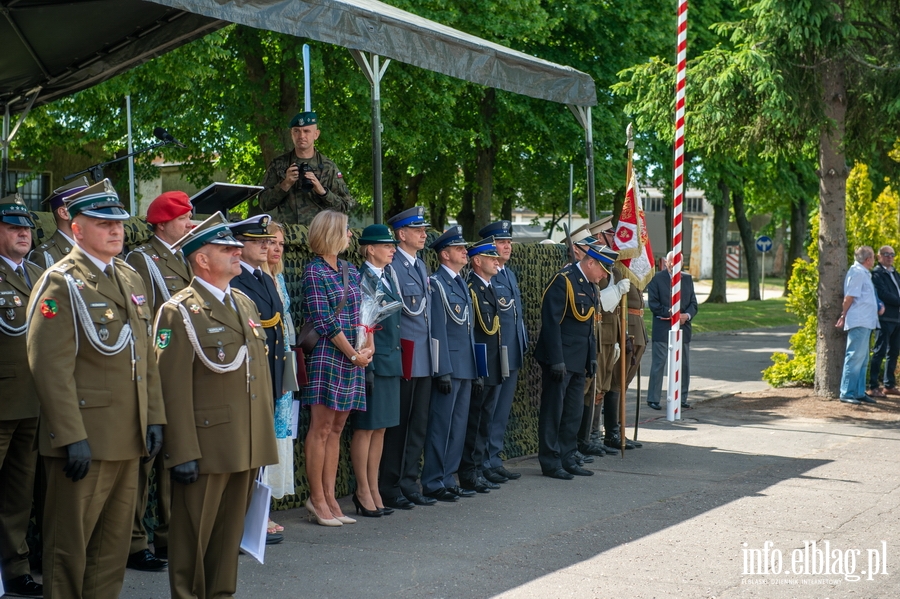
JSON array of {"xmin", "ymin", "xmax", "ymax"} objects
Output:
[
  {"xmin": 27, "ymin": 245, "xmax": 165, "ymax": 599},
  {"xmin": 611, "ymin": 280, "xmax": 647, "ymax": 390},
  {"xmin": 28, "ymin": 228, "xmax": 75, "ymax": 269},
  {"xmin": 0, "ymin": 253, "xmax": 43, "ymax": 590},
  {"xmin": 258, "ymin": 148, "xmax": 354, "ymax": 225}
]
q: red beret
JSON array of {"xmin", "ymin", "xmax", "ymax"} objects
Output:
[{"xmin": 146, "ymin": 191, "xmax": 193, "ymax": 225}]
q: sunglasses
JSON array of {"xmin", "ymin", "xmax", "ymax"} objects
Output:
[{"xmin": 882, "ymin": 253, "xmax": 895, "ymax": 257}]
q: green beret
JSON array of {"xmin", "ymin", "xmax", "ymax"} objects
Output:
[{"xmin": 289, "ymin": 112, "xmax": 318, "ymax": 128}]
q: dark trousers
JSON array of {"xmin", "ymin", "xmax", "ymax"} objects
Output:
[
  {"xmin": 0, "ymin": 418, "xmax": 38, "ymax": 581},
  {"xmin": 421, "ymin": 378, "xmax": 472, "ymax": 493},
  {"xmin": 379, "ymin": 376, "xmax": 431, "ymax": 500},
  {"xmin": 869, "ymin": 320, "xmax": 900, "ymax": 389},
  {"xmin": 646, "ymin": 340, "xmax": 691, "ymax": 404},
  {"xmin": 538, "ymin": 365, "xmax": 584, "ymax": 474},
  {"xmin": 130, "ymin": 449, "xmax": 170, "ymax": 553},
  {"xmin": 484, "ymin": 369, "xmax": 518, "ymax": 470},
  {"xmin": 459, "ymin": 383, "xmax": 501, "ymax": 479}
]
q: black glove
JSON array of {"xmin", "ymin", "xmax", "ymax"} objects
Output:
[
  {"xmin": 472, "ymin": 377, "xmax": 484, "ymax": 397},
  {"xmin": 63, "ymin": 439, "xmax": 92, "ymax": 482},
  {"xmin": 625, "ymin": 335, "xmax": 636, "ymax": 367},
  {"xmin": 143, "ymin": 424, "xmax": 163, "ymax": 463},
  {"xmin": 171, "ymin": 460, "xmax": 199, "ymax": 485},
  {"xmin": 550, "ymin": 362, "xmax": 567, "ymax": 383},
  {"xmin": 436, "ymin": 374, "xmax": 452, "ymax": 395},
  {"xmin": 365, "ymin": 369, "xmax": 375, "ymax": 398},
  {"xmin": 587, "ymin": 360, "xmax": 597, "ymax": 378}
]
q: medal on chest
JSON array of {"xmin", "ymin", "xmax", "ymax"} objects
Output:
[
  {"xmin": 5, "ymin": 308, "xmax": 14, "ymax": 320},
  {"xmin": 217, "ymin": 347, "xmax": 226, "ymax": 362},
  {"xmin": 99, "ymin": 327, "xmax": 110, "ymax": 341}
]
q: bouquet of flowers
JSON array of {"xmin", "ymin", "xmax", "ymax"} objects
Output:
[{"xmin": 356, "ymin": 273, "xmax": 402, "ymax": 350}]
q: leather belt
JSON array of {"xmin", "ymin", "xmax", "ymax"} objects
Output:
[{"xmin": 628, "ymin": 308, "xmax": 644, "ymax": 316}]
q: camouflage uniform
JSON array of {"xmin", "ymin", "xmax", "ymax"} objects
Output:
[{"xmin": 257, "ymin": 149, "xmax": 354, "ymax": 225}]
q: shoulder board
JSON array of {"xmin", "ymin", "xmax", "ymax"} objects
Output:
[
  {"xmin": 232, "ymin": 288, "xmax": 252, "ymax": 302},
  {"xmin": 114, "ymin": 258, "xmax": 137, "ymax": 273},
  {"xmin": 48, "ymin": 259, "xmax": 76, "ymax": 274},
  {"xmin": 24, "ymin": 258, "xmax": 42, "ymax": 270},
  {"xmin": 170, "ymin": 289, "xmax": 195, "ymax": 304},
  {"xmin": 37, "ymin": 239, "xmax": 55, "ymax": 250}
]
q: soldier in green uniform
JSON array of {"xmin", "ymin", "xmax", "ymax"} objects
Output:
[
  {"xmin": 155, "ymin": 213, "xmax": 278, "ymax": 599},
  {"xmin": 124, "ymin": 190, "xmax": 195, "ymax": 570},
  {"xmin": 28, "ymin": 177, "xmax": 89, "ymax": 269},
  {"xmin": 0, "ymin": 194, "xmax": 44, "ymax": 597},
  {"xmin": 26, "ymin": 179, "xmax": 165, "ymax": 599},
  {"xmin": 257, "ymin": 111, "xmax": 354, "ymax": 225}
]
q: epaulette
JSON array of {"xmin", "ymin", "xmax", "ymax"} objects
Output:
[
  {"xmin": 37, "ymin": 239, "xmax": 55, "ymax": 251},
  {"xmin": 232, "ymin": 288, "xmax": 252, "ymax": 302},
  {"xmin": 24, "ymin": 258, "xmax": 42, "ymax": 270},
  {"xmin": 49, "ymin": 259, "xmax": 76, "ymax": 274},
  {"xmin": 170, "ymin": 288, "xmax": 195, "ymax": 305}
]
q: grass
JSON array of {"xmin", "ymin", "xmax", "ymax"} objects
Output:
[{"xmin": 642, "ymin": 296, "xmax": 800, "ymax": 334}]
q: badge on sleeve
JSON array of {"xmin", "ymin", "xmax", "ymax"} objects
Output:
[
  {"xmin": 40, "ymin": 298, "xmax": 58, "ymax": 318},
  {"xmin": 156, "ymin": 329, "xmax": 172, "ymax": 349}
]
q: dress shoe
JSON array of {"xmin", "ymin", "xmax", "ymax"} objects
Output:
[
  {"xmin": 884, "ymin": 387, "xmax": 900, "ymax": 396},
  {"xmin": 647, "ymin": 402, "xmax": 661, "ymax": 410},
  {"xmin": 424, "ymin": 488, "xmax": 459, "ymax": 502},
  {"xmin": 450, "ymin": 485, "xmax": 476, "ymax": 498},
  {"xmin": 478, "ymin": 476, "xmax": 500, "ymax": 490},
  {"xmin": 858, "ymin": 395, "xmax": 877, "ymax": 404},
  {"xmin": 378, "ymin": 505, "xmax": 395, "ymax": 515},
  {"xmin": 3, "ymin": 574, "xmax": 43, "ymax": 597},
  {"xmin": 599, "ymin": 443, "xmax": 619, "ymax": 456},
  {"xmin": 681, "ymin": 401, "xmax": 692, "ymax": 409},
  {"xmin": 405, "ymin": 492, "xmax": 436, "ymax": 506},
  {"xmin": 604, "ymin": 436, "xmax": 636, "ymax": 450},
  {"xmin": 335, "ymin": 514, "xmax": 357, "ymax": 524},
  {"xmin": 383, "ymin": 495, "xmax": 416, "ymax": 510},
  {"xmin": 266, "ymin": 532, "xmax": 284, "ymax": 544},
  {"xmin": 565, "ymin": 465, "xmax": 594, "ymax": 476},
  {"xmin": 127, "ymin": 548, "xmax": 167, "ymax": 571},
  {"xmin": 495, "ymin": 465, "xmax": 521, "ymax": 480},
  {"xmin": 460, "ymin": 478, "xmax": 491, "ymax": 493},
  {"xmin": 305, "ymin": 498, "xmax": 342, "ymax": 526},
  {"xmin": 840, "ymin": 396, "xmax": 861, "ymax": 405},
  {"xmin": 482, "ymin": 468, "xmax": 508, "ymax": 484},
  {"xmin": 543, "ymin": 468, "xmax": 575, "ymax": 480},
  {"xmin": 867, "ymin": 387, "xmax": 887, "ymax": 398},
  {"xmin": 352, "ymin": 494, "xmax": 382, "ymax": 517},
  {"xmin": 578, "ymin": 442, "xmax": 606, "ymax": 457},
  {"xmin": 154, "ymin": 545, "xmax": 167, "ymax": 560}
]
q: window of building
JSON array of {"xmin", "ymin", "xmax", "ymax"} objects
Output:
[
  {"xmin": 648, "ymin": 196, "xmax": 664, "ymax": 212},
  {"xmin": 684, "ymin": 196, "xmax": 705, "ymax": 213},
  {"xmin": 5, "ymin": 171, "xmax": 51, "ymax": 211}
]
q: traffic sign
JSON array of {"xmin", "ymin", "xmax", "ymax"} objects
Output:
[{"xmin": 756, "ymin": 235, "xmax": 773, "ymax": 253}]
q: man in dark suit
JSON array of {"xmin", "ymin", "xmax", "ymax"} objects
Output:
[
  {"xmin": 868, "ymin": 246, "xmax": 900, "ymax": 397},
  {"xmin": 421, "ymin": 226, "xmax": 474, "ymax": 502},
  {"xmin": 379, "ymin": 207, "xmax": 438, "ymax": 509},
  {"xmin": 535, "ymin": 241, "xmax": 613, "ymax": 479},
  {"xmin": 478, "ymin": 221, "xmax": 527, "ymax": 483},
  {"xmin": 229, "ymin": 215, "xmax": 285, "ymax": 407},
  {"xmin": 0, "ymin": 194, "xmax": 44, "ymax": 597},
  {"xmin": 459, "ymin": 238, "xmax": 502, "ymax": 493},
  {"xmin": 646, "ymin": 250, "xmax": 699, "ymax": 410}
]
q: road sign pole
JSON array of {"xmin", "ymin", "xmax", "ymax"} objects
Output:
[{"xmin": 760, "ymin": 249, "xmax": 765, "ymax": 300}]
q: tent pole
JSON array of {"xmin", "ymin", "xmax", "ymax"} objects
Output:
[
  {"xmin": 2, "ymin": 104, "xmax": 9, "ymax": 197},
  {"xmin": 350, "ymin": 50, "xmax": 391, "ymax": 224},
  {"xmin": 567, "ymin": 105, "xmax": 597, "ymax": 223}
]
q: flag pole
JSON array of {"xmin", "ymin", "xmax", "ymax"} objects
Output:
[
  {"xmin": 618, "ymin": 124, "xmax": 634, "ymax": 456},
  {"xmin": 667, "ymin": 0, "xmax": 688, "ymax": 422}
]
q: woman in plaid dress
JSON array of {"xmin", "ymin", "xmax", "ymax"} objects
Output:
[{"xmin": 301, "ymin": 210, "xmax": 373, "ymax": 526}]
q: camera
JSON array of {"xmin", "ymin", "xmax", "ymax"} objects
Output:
[{"xmin": 295, "ymin": 161, "xmax": 314, "ymax": 192}]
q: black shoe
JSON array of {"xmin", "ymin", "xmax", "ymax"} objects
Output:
[
  {"xmin": 604, "ymin": 436, "xmax": 636, "ymax": 450},
  {"xmin": 478, "ymin": 476, "xmax": 500, "ymax": 490},
  {"xmin": 352, "ymin": 493, "xmax": 383, "ymax": 517},
  {"xmin": 859, "ymin": 395, "xmax": 877, "ymax": 404},
  {"xmin": 681, "ymin": 401, "xmax": 692, "ymax": 409},
  {"xmin": 127, "ymin": 549, "xmax": 167, "ymax": 571},
  {"xmin": 647, "ymin": 402, "xmax": 661, "ymax": 410},
  {"xmin": 482, "ymin": 468, "xmax": 508, "ymax": 484},
  {"xmin": 599, "ymin": 443, "xmax": 619, "ymax": 456},
  {"xmin": 449, "ymin": 485, "xmax": 477, "ymax": 498},
  {"xmin": 383, "ymin": 495, "xmax": 416, "ymax": 510},
  {"xmin": 495, "ymin": 465, "xmax": 521, "ymax": 480},
  {"xmin": 459, "ymin": 476, "xmax": 490, "ymax": 493},
  {"xmin": 153, "ymin": 545, "xmax": 167, "ymax": 560},
  {"xmin": 424, "ymin": 488, "xmax": 459, "ymax": 502},
  {"xmin": 405, "ymin": 492, "xmax": 436, "ymax": 506},
  {"xmin": 565, "ymin": 465, "xmax": 594, "ymax": 476},
  {"xmin": 578, "ymin": 442, "xmax": 606, "ymax": 457},
  {"xmin": 543, "ymin": 468, "xmax": 575, "ymax": 480},
  {"xmin": 840, "ymin": 397, "xmax": 861, "ymax": 405},
  {"xmin": 378, "ymin": 505, "xmax": 395, "ymax": 515},
  {"xmin": 3, "ymin": 574, "xmax": 43, "ymax": 597},
  {"xmin": 266, "ymin": 533, "xmax": 284, "ymax": 545}
]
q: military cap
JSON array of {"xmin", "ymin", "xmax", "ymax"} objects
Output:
[
  {"xmin": 146, "ymin": 191, "xmax": 193, "ymax": 225},
  {"xmin": 42, "ymin": 177, "xmax": 90, "ymax": 211},
  {"xmin": 0, "ymin": 193, "xmax": 35, "ymax": 228},
  {"xmin": 387, "ymin": 206, "xmax": 429, "ymax": 229},
  {"xmin": 569, "ymin": 224, "xmax": 594, "ymax": 245},
  {"xmin": 467, "ymin": 237, "xmax": 500, "ymax": 258},
  {"xmin": 358, "ymin": 224, "xmax": 399, "ymax": 245},
  {"xmin": 478, "ymin": 220, "xmax": 512, "ymax": 240},
  {"xmin": 230, "ymin": 214, "xmax": 275, "ymax": 239},
  {"xmin": 65, "ymin": 179, "xmax": 129, "ymax": 221},
  {"xmin": 587, "ymin": 215, "xmax": 615, "ymax": 235},
  {"xmin": 583, "ymin": 242, "xmax": 616, "ymax": 274},
  {"xmin": 175, "ymin": 212, "xmax": 244, "ymax": 257},
  {"xmin": 289, "ymin": 111, "xmax": 318, "ymax": 128},
  {"xmin": 573, "ymin": 234, "xmax": 599, "ymax": 248},
  {"xmin": 429, "ymin": 225, "xmax": 466, "ymax": 251}
]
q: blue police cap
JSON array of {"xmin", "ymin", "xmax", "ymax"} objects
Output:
[
  {"xmin": 478, "ymin": 220, "xmax": 512, "ymax": 240},
  {"xmin": 429, "ymin": 225, "xmax": 466, "ymax": 251},
  {"xmin": 387, "ymin": 206, "xmax": 429, "ymax": 229},
  {"xmin": 467, "ymin": 237, "xmax": 500, "ymax": 258}
]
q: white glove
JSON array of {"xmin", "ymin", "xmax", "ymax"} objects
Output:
[
  {"xmin": 613, "ymin": 343, "xmax": 621, "ymax": 362},
  {"xmin": 616, "ymin": 278, "xmax": 631, "ymax": 294},
  {"xmin": 599, "ymin": 285, "xmax": 622, "ymax": 312}
]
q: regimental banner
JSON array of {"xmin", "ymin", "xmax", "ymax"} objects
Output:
[{"xmin": 613, "ymin": 169, "xmax": 655, "ymax": 289}]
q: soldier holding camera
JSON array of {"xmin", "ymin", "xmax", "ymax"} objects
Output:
[{"xmin": 258, "ymin": 111, "xmax": 354, "ymax": 226}]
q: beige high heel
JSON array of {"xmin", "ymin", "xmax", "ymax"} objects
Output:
[
  {"xmin": 335, "ymin": 514, "xmax": 357, "ymax": 524},
  {"xmin": 305, "ymin": 498, "xmax": 342, "ymax": 527}
]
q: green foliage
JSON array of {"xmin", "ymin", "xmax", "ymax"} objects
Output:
[{"xmin": 763, "ymin": 315, "xmax": 817, "ymax": 386}]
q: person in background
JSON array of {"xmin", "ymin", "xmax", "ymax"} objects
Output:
[
  {"xmin": 837, "ymin": 245, "xmax": 882, "ymax": 404},
  {"xmin": 867, "ymin": 245, "xmax": 900, "ymax": 398},
  {"xmin": 28, "ymin": 177, "xmax": 89, "ymax": 269},
  {"xmin": 301, "ymin": 210, "xmax": 372, "ymax": 526},
  {"xmin": 351, "ymin": 224, "xmax": 402, "ymax": 517},
  {"xmin": 263, "ymin": 221, "xmax": 296, "ymax": 533}
]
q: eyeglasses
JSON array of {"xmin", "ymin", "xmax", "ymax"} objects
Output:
[{"xmin": 882, "ymin": 253, "xmax": 895, "ymax": 257}]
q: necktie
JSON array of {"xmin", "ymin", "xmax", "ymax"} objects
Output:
[
  {"xmin": 382, "ymin": 267, "xmax": 393, "ymax": 292},
  {"xmin": 455, "ymin": 275, "xmax": 468, "ymax": 298},
  {"xmin": 15, "ymin": 265, "xmax": 30, "ymax": 289},
  {"xmin": 253, "ymin": 268, "xmax": 265, "ymax": 284},
  {"xmin": 104, "ymin": 265, "xmax": 115, "ymax": 281}
]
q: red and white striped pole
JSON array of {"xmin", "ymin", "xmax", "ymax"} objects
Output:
[{"xmin": 666, "ymin": 0, "xmax": 687, "ymax": 422}]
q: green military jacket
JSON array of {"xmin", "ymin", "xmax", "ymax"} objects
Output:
[
  {"xmin": 126, "ymin": 236, "xmax": 193, "ymax": 315},
  {"xmin": 0, "ymin": 258, "xmax": 43, "ymax": 420},
  {"xmin": 29, "ymin": 229, "xmax": 75, "ymax": 269},
  {"xmin": 257, "ymin": 148, "xmax": 354, "ymax": 225}
]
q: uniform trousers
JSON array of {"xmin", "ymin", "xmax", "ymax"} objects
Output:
[
  {"xmin": 421, "ymin": 378, "xmax": 472, "ymax": 493},
  {"xmin": 538, "ymin": 365, "xmax": 584, "ymax": 474},
  {"xmin": 131, "ymin": 450, "xmax": 170, "ymax": 553},
  {"xmin": 380, "ymin": 376, "xmax": 432, "ymax": 500},
  {"xmin": 483, "ymin": 369, "xmax": 518, "ymax": 470},
  {"xmin": 169, "ymin": 469, "xmax": 256, "ymax": 599},
  {"xmin": 646, "ymin": 340, "xmax": 691, "ymax": 404},
  {"xmin": 43, "ymin": 456, "xmax": 139, "ymax": 599},
  {"xmin": 459, "ymin": 383, "xmax": 501, "ymax": 479},
  {"xmin": 0, "ymin": 418, "xmax": 38, "ymax": 581}
]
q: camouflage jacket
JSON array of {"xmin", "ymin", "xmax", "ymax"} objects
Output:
[{"xmin": 257, "ymin": 149, "xmax": 354, "ymax": 225}]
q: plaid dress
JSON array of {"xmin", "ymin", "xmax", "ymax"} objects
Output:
[{"xmin": 300, "ymin": 257, "xmax": 366, "ymax": 411}]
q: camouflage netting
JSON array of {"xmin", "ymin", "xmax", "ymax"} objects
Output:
[{"xmin": 29, "ymin": 214, "xmax": 569, "ymax": 515}]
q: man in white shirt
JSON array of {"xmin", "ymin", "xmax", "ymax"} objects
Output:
[{"xmin": 837, "ymin": 245, "xmax": 882, "ymax": 404}]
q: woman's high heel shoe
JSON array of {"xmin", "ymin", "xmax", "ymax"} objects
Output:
[
  {"xmin": 335, "ymin": 514, "xmax": 357, "ymax": 524},
  {"xmin": 352, "ymin": 494, "xmax": 382, "ymax": 518},
  {"xmin": 305, "ymin": 498, "xmax": 342, "ymax": 527}
]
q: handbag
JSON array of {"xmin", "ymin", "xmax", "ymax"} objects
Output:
[{"xmin": 297, "ymin": 260, "xmax": 350, "ymax": 355}]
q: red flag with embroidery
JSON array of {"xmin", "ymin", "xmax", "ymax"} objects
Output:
[{"xmin": 612, "ymin": 169, "xmax": 655, "ymax": 289}]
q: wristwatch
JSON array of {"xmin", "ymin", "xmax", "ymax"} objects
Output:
[{"xmin": 350, "ymin": 354, "xmax": 357, "ymax": 362}]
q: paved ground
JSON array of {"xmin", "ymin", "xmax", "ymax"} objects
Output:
[{"xmin": 111, "ymin": 323, "xmax": 895, "ymax": 598}]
